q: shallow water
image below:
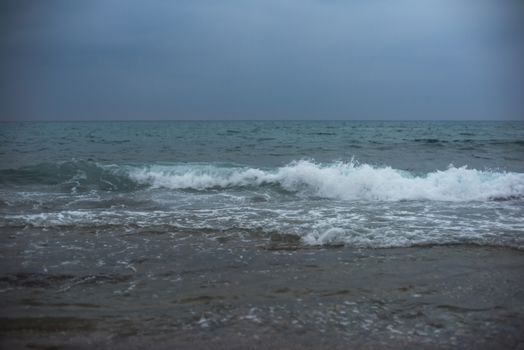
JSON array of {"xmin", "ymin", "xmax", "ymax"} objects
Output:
[{"xmin": 1, "ymin": 226, "xmax": 523, "ymax": 349}]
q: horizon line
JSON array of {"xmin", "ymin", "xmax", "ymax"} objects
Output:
[{"xmin": 1, "ymin": 118, "xmax": 522, "ymax": 123}]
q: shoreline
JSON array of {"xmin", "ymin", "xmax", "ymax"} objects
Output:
[{"xmin": 1, "ymin": 243, "xmax": 523, "ymax": 349}]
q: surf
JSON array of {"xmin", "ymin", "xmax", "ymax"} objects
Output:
[{"xmin": 128, "ymin": 160, "xmax": 524, "ymax": 202}]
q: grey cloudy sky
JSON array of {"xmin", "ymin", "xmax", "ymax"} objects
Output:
[{"xmin": 1, "ymin": 0, "xmax": 523, "ymax": 120}]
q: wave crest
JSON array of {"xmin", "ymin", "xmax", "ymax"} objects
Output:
[
  {"xmin": 129, "ymin": 160, "xmax": 524, "ymax": 201},
  {"xmin": 1, "ymin": 160, "xmax": 522, "ymax": 201}
]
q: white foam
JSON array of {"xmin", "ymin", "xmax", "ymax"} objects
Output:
[
  {"xmin": 2, "ymin": 202, "xmax": 523, "ymax": 249},
  {"xmin": 127, "ymin": 160, "xmax": 524, "ymax": 202}
]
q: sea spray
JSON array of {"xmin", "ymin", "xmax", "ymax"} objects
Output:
[
  {"xmin": 1, "ymin": 159, "xmax": 522, "ymax": 202},
  {"xmin": 127, "ymin": 160, "xmax": 524, "ymax": 202}
]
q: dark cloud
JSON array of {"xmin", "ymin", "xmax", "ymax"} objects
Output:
[{"xmin": 1, "ymin": 0, "xmax": 523, "ymax": 120}]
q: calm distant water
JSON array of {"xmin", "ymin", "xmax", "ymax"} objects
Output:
[{"xmin": 1, "ymin": 120, "xmax": 523, "ymax": 248}]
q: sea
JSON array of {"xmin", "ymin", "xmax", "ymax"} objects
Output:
[
  {"xmin": 1, "ymin": 121, "xmax": 523, "ymax": 349},
  {"xmin": 1, "ymin": 121, "xmax": 523, "ymax": 248}
]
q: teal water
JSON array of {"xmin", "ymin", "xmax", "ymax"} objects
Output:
[
  {"xmin": 0, "ymin": 120, "xmax": 523, "ymax": 248},
  {"xmin": 2, "ymin": 121, "xmax": 524, "ymax": 171}
]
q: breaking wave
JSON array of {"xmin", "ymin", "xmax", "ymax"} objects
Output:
[
  {"xmin": 1, "ymin": 160, "xmax": 523, "ymax": 202},
  {"xmin": 130, "ymin": 160, "xmax": 523, "ymax": 201}
]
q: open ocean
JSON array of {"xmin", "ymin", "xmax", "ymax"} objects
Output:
[{"xmin": 1, "ymin": 121, "xmax": 524, "ymax": 349}]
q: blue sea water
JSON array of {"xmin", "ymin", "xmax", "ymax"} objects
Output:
[{"xmin": 1, "ymin": 120, "xmax": 523, "ymax": 248}]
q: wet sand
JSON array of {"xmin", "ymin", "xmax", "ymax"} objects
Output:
[{"xmin": 1, "ymin": 229, "xmax": 523, "ymax": 349}]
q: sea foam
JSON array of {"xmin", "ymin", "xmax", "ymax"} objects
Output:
[{"xmin": 128, "ymin": 160, "xmax": 524, "ymax": 202}]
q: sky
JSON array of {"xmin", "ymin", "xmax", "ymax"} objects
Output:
[{"xmin": 0, "ymin": 0, "xmax": 523, "ymax": 121}]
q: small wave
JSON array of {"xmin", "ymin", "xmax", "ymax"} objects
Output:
[
  {"xmin": 413, "ymin": 138, "xmax": 445, "ymax": 143},
  {"xmin": 0, "ymin": 161, "xmax": 140, "ymax": 192},
  {"xmin": 3, "ymin": 213, "xmax": 522, "ymax": 250},
  {"xmin": 128, "ymin": 160, "xmax": 524, "ymax": 202},
  {"xmin": 489, "ymin": 140, "xmax": 524, "ymax": 146},
  {"xmin": 307, "ymin": 132, "xmax": 337, "ymax": 136}
]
